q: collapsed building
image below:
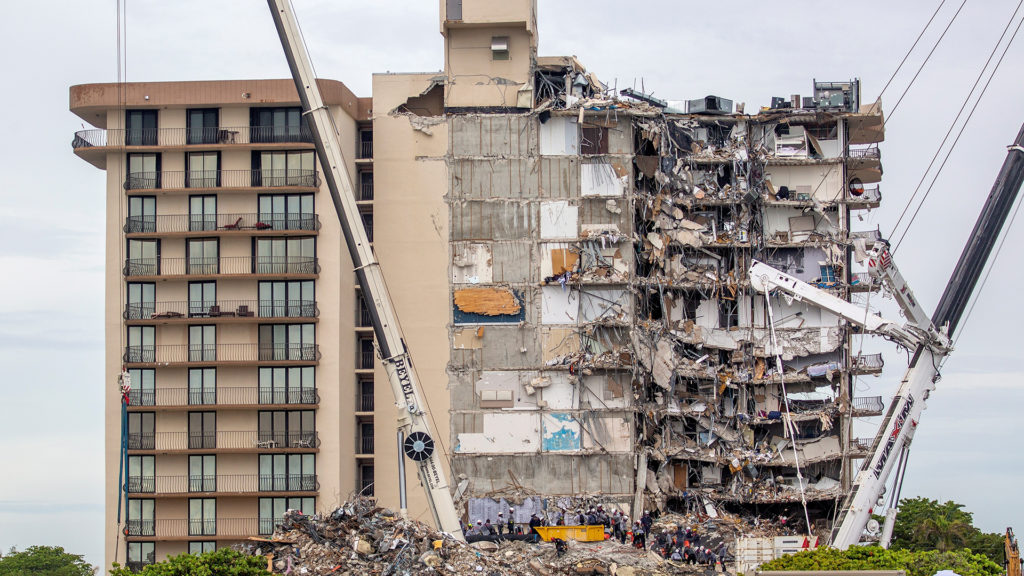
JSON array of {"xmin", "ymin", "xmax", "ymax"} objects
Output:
[{"xmin": 433, "ymin": 2, "xmax": 887, "ymax": 528}]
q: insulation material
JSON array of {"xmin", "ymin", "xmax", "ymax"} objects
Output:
[
  {"xmin": 541, "ymin": 287, "xmax": 629, "ymax": 324},
  {"xmin": 454, "ymin": 287, "xmax": 521, "ymax": 317},
  {"xmin": 452, "ymin": 328, "xmax": 483, "ymax": 349},
  {"xmin": 540, "ymin": 201, "xmax": 578, "ymax": 239},
  {"xmin": 452, "ymin": 243, "xmax": 493, "ymax": 284},
  {"xmin": 541, "ymin": 413, "xmax": 581, "ymax": 452},
  {"xmin": 582, "ymin": 417, "xmax": 632, "ymax": 452},
  {"xmin": 539, "ymin": 117, "xmax": 579, "ymax": 155},
  {"xmin": 456, "ymin": 412, "xmax": 541, "ymax": 454},
  {"xmin": 539, "ymin": 373, "xmax": 576, "ymax": 410},
  {"xmin": 581, "ymin": 162, "xmax": 625, "ymax": 197},
  {"xmin": 542, "ymin": 327, "xmax": 580, "ymax": 363}
]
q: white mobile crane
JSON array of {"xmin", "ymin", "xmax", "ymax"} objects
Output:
[
  {"xmin": 266, "ymin": 1, "xmax": 465, "ymax": 540},
  {"xmin": 749, "ymin": 125, "xmax": 1024, "ymax": 549}
]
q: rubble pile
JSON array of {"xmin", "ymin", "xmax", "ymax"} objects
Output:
[{"xmin": 238, "ymin": 497, "xmax": 774, "ymax": 576}]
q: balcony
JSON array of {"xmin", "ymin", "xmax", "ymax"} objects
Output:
[
  {"xmin": 850, "ymin": 437, "xmax": 874, "ymax": 458},
  {"xmin": 358, "ymin": 139, "xmax": 373, "ymax": 160},
  {"xmin": 848, "ymin": 146, "xmax": 881, "ymax": 160},
  {"xmin": 125, "ymin": 299, "xmax": 318, "ymax": 323},
  {"xmin": 123, "ymin": 517, "xmax": 264, "ymax": 540},
  {"xmin": 358, "ymin": 435, "xmax": 374, "ymax": 455},
  {"xmin": 127, "ymin": 430, "xmax": 319, "ymax": 452},
  {"xmin": 73, "ymin": 125, "xmax": 313, "ymax": 149},
  {"xmin": 359, "ymin": 392, "xmax": 374, "ymax": 413},
  {"xmin": 124, "ymin": 213, "xmax": 320, "ymax": 236},
  {"xmin": 126, "ymin": 386, "xmax": 319, "ymax": 408},
  {"xmin": 122, "ymin": 343, "xmax": 320, "ymax": 366},
  {"xmin": 852, "ymin": 353, "xmax": 884, "ymax": 375},
  {"xmin": 359, "ymin": 174, "xmax": 374, "ymax": 201},
  {"xmin": 851, "ymin": 395, "xmax": 885, "ymax": 417},
  {"xmin": 126, "ymin": 474, "xmax": 319, "ymax": 495},
  {"xmin": 125, "ymin": 561, "xmax": 151, "ymax": 573},
  {"xmin": 123, "ymin": 169, "xmax": 320, "ymax": 192},
  {"xmin": 122, "ymin": 257, "xmax": 320, "ymax": 279},
  {"xmin": 846, "ymin": 185, "xmax": 882, "ymax": 209}
]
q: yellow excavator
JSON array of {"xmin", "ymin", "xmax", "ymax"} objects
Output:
[{"xmin": 1007, "ymin": 528, "xmax": 1021, "ymax": 576}]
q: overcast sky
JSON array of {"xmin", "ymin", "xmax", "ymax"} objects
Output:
[{"xmin": 1, "ymin": 0, "xmax": 1022, "ymax": 569}]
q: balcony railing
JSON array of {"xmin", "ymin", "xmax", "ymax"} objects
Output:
[
  {"xmin": 359, "ymin": 392, "xmax": 374, "ymax": 412},
  {"xmin": 125, "ymin": 517, "xmax": 264, "ymax": 538},
  {"xmin": 848, "ymin": 185, "xmax": 881, "ymax": 204},
  {"xmin": 125, "ymin": 560, "xmax": 151, "ymax": 572},
  {"xmin": 122, "ymin": 256, "xmax": 320, "ymax": 277},
  {"xmin": 125, "ymin": 299, "xmax": 318, "ymax": 320},
  {"xmin": 122, "ymin": 343, "xmax": 321, "ymax": 364},
  {"xmin": 358, "ymin": 140, "xmax": 373, "ymax": 159},
  {"xmin": 851, "ymin": 395, "xmax": 885, "ymax": 415},
  {"xmin": 359, "ymin": 435, "xmax": 375, "ymax": 455},
  {"xmin": 126, "ymin": 386, "xmax": 319, "ymax": 407},
  {"xmin": 359, "ymin": 176, "xmax": 374, "ymax": 201},
  {"xmin": 851, "ymin": 437, "xmax": 873, "ymax": 454},
  {"xmin": 127, "ymin": 430, "xmax": 319, "ymax": 451},
  {"xmin": 848, "ymin": 146, "xmax": 881, "ymax": 160},
  {"xmin": 125, "ymin": 474, "xmax": 319, "ymax": 494},
  {"xmin": 853, "ymin": 352, "xmax": 884, "ymax": 373},
  {"xmin": 72, "ymin": 125, "xmax": 314, "ymax": 149},
  {"xmin": 359, "ymin": 346, "xmax": 375, "ymax": 370},
  {"xmin": 849, "ymin": 228, "xmax": 883, "ymax": 242},
  {"xmin": 126, "ymin": 519, "xmax": 155, "ymax": 536},
  {"xmin": 123, "ymin": 169, "xmax": 319, "ymax": 191},
  {"xmin": 125, "ymin": 213, "xmax": 320, "ymax": 234}
]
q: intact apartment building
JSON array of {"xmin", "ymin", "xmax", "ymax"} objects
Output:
[{"xmin": 72, "ymin": 0, "xmax": 887, "ymax": 570}]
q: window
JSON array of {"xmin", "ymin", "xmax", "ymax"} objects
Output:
[
  {"xmin": 257, "ymin": 194, "xmax": 315, "ymax": 230},
  {"xmin": 259, "ymin": 324, "xmax": 316, "ymax": 361},
  {"xmin": 818, "ymin": 264, "xmax": 837, "ymax": 286},
  {"xmin": 358, "ymin": 337, "xmax": 375, "ymax": 370},
  {"xmin": 127, "ymin": 153, "xmax": 160, "ymax": 190},
  {"xmin": 187, "ymin": 108, "xmax": 219, "ymax": 145},
  {"xmin": 258, "ymin": 280, "xmax": 314, "ymax": 318},
  {"xmin": 259, "ymin": 497, "xmax": 314, "ymax": 535},
  {"xmin": 188, "ymin": 281, "xmax": 216, "ymax": 317},
  {"xmin": 127, "ymin": 368, "xmax": 155, "ymax": 406},
  {"xmin": 250, "ymin": 107, "xmax": 307, "ymax": 143},
  {"xmin": 259, "ymin": 453, "xmax": 316, "ymax": 491},
  {"xmin": 188, "ymin": 411, "xmax": 216, "ymax": 449},
  {"xmin": 127, "ymin": 498, "xmax": 155, "ymax": 536},
  {"xmin": 126, "ymin": 239, "xmax": 159, "ymax": 276},
  {"xmin": 188, "ymin": 368, "xmax": 216, "ymax": 405},
  {"xmin": 259, "ymin": 366, "xmax": 316, "ymax": 405},
  {"xmin": 126, "ymin": 110, "xmax": 158, "ymax": 146},
  {"xmin": 253, "ymin": 150, "xmax": 315, "ymax": 186},
  {"xmin": 258, "ymin": 410, "xmax": 315, "ymax": 449},
  {"xmin": 359, "ymin": 378, "xmax": 374, "ymax": 412},
  {"xmin": 358, "ymin": 130, "xmax": 373, "ymax": 159},
  {"xmin": 126, "ymin": 326, "xmax": 155, "ymax": 363},
  {"xmin": 126, "ymin": 282, "xmax": 155, "ymax": 320},
  {"xmin": 718, "ymin": 297, "xmax": 739, "ymax": 329},
  {"xmin": 187, "ymin": 239, "xmax": 219, "ymax": 275},
  {"xmin": 359, "ymin": 171, "xmax": 373, "ymax": 201},
  {"xmin": 127, "ymin": 542, "xmax": 155, "ymax": 571},
  {"xmin": 360, "ymin": 211, "xmax": 373, "ymax": 243},
  {"xmin": 254, "ymin": 237, "xmax": 316, "ymax": 275},
  {"xmin": 189, "ymin": 454, "xmax": 216, "ymax": 492},
  {"xmin": 127, "ymin": 455, "xmax": 154, "ymax": 493},
  {"xmin": 358, "ymin": 421, "xmax": 374, "ymax": 455},
  {"xmin": 189, "ymin": 541, "xmax": 216, "ymax": 555},
  {"xmin": 358, "ymin": 464, "xmax": 374, "ymax": 496},
  {"xmin": 127, "ymin": 196, "xmax": 156, "ymax": 233},
  {"xmin": 188, "ymin": 325, "xmax": 216, "ymax": 363},
  {"xmin": 189, "ymin": 195, "xmax": 217, "ymax": 231},
  {"xmin": 187, "ymin": 153, "xmax": 220, "ymax": 188},
  {"xmin": 127, "ymin": 412, "xmax": 155, "ymax": 450},
  {"xmin": 188, "ymin": 498, "xmax": 216, "ymax": 536},
  {"xmin": 490, "ymin": 36, "xmax": 510, "ymax": 61}
]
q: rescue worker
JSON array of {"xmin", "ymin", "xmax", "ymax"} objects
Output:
[
  {"xmin": 484, "ymin": 519, "xmax": 495, "ymax": 536},
  {"xmin": 617, "ymin": 513, "xmax": 629, "ymax": 544},
  {"xmin": 506, "ymin": 507, "xmax": 515, "ymax": 534}
]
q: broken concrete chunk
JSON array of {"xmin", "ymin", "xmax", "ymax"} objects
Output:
[{"xmin": 605, "ymin": 199, "xmax": 621, "ymax": 214}]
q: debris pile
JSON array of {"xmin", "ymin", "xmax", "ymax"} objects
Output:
[{"xmin": 238, "ymin": 497, "xmax": 793, "ymax": 575}]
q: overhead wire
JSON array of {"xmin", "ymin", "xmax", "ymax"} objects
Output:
[
  {"xmin": 893, "ymin": 5, "xmax": 1024, "ymax": 251},
  {"xmin": 877, "ymin": 0, "xmax": 949, "ymax": 100},
  {"xmin": 890, "ymin": 0, "xmax": 1024, "ymax": 245},
  {"xmin": 886, "ymin": 0, "xmax": 969, "ymax": 124}
]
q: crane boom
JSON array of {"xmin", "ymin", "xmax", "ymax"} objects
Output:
[{"xmin": 266, "ymin": 0, "xmax": 464, "ymax": 539}]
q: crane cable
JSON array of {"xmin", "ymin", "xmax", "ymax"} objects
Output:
[
  {"xmin": 885, "ymin": 0, "xmax": 969, "ymax": 125},
  {"xmin": 891, "ymin": 0, "xmax": 1024, "ymax": 249}
]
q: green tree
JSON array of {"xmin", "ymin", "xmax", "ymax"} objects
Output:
[
  {"xmin": 888, "ymin": 497, "xmax": 1005, "ymax": 565},
  {"xmin": 0, "ymin": 545, "xmax": 95, "ymax": 576},
  {"xmin": 760, "ymin": 546, "xmax": 1003, "ymax": 576},
  {"xmin": 110, "ymin": 548, "xmax": 271, "ymax": 576}
]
